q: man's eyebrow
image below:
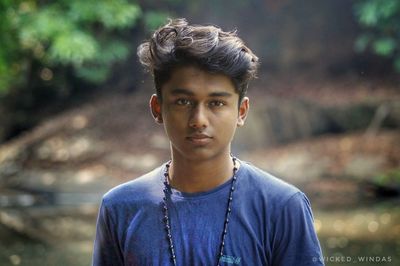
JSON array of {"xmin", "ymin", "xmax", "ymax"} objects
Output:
[
  {"xmin": 208, "ymin": 92, "xmax": 233, "ymax": 97},
  {"xmin": 170, "ymin": 88, "xmax": 195, "ymax": 95}
]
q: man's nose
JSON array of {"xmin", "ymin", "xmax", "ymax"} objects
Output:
[{"xmin": 188, "ymin": 104, "xmax": 208, "ymax": 129}]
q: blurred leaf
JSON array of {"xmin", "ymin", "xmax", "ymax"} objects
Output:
[
  {"xmin": 69, "ymin": 0, "xmax": 142, "ymax": 29},
  {"xmin": 0, "ymin": 0, "xmax": 143, "ymax": 94},
  {"xmin": 97, "ymin": 40, "xmax": 130, "ymax": 64},
  {"xmin": 99, "ymin": 2, "xmax": 141, "ymax": 29},
  {"xmin": 357, "ymin": 1, "xmax": 378, "ymax": 26},
  {"xmin": 379, "ymin": 0, "xmax": 399, "ymax": 18},
  {"xmin": 372, "ymin": 38, "xmax": 396, "ymax": 56},
  {"xmin": 50, "ymin": 31, "xmax": 98, "ymax": 65},
  {"xmin": 20, "ymin": 7, "xmax": 73, "ymax": 45},
  {"xmin": 144, "ymin": 11, "xmax": 170, "ymax": 31},
  {"xmin": 354, "ymin": 34, "xmax": 371, "ymax": 52},
  {"xmin": 354, "ymin": 0, "xmax": 400, "ymax": 72},
  {"xmin": 356, "ymin": 0, "xmax": 400, "ymax": 25},
  {"xmin": 76, "ymin": 64, "xmax": 110, "ymax": 83},
  {"xmin": 373, "ymin": 169, "xmax": 400, "ymax": 186}
]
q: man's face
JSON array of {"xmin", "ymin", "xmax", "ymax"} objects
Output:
[{"xmin": 150, "ymin": 65, "xmax": 249, "ymax": 162}]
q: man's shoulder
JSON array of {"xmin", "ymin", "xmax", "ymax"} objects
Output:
[
  {"xmin": 101, "ymin": 165, "xmax": 163, "ymax": 206},
  {"xmin": 239, "ymin": 160, "xmax": 302, "ymax": 204}
]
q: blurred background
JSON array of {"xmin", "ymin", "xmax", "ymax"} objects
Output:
[{"xmin": 0, "ymin": 0, "xmax": 399, "ymax": 265}]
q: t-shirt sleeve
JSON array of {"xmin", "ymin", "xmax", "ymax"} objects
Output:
[
  {"xmin": 271, "ymin": 192, "xmax": 324, "ymax": 266},
  {"xmin": 92, "ymin": 199, "xmax": 124, "ymax": 266}
]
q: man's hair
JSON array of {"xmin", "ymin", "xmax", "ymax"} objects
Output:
[{"xmin": 137, "ymin": 18, "xmax": 259, "ymax": 103}]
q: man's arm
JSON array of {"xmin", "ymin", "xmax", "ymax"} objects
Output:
[
  {"xmin": 271, "ymin": 192, "xmax": 324, "ymax": 266},
  {"xmin": 92, "ymin": 199, "xmax": 124, "ymax": 266}
]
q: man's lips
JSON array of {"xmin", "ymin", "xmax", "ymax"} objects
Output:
[{"xmin": 186, "ymin": 133, "xmax": 212, "ymax": 145}]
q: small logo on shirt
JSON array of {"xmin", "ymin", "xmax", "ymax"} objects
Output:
[{"xmin": 220, "ymin": 254, "xmax": 241, "ymax": 265}]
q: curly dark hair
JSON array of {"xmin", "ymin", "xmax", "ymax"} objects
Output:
[{"xmin": 137, "ymin": 18, "xmax": 259, "ymax": 103}]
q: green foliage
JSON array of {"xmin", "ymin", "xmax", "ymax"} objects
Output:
[
  {"xmin": 0, "ymin": 0, "xmax": 142, "ymax": 94},
  {"xmin": 144, "ymin": 11, "xmax": 170, "ymax": 31},
  {"xmin": 373, "ymin": 169, "xmax": 400, "ymax": 187},
  {"xmin": 354, "ymin": 0, "xmax": 400, "ymax": 72}
]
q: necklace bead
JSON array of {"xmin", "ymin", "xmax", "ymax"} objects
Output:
[{"xmin": 162, "ymin": 156, "xmax": 238, "ymax": 266}]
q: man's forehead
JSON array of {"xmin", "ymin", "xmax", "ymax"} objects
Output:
[
  {"xmin": 163, "ymin": 66, "xmax": 237, "ymax": 96},
  {"xmin": 169, "ymin": 88, "xmax": 234, "ymax": 97}
]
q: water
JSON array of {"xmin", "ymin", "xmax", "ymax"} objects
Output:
[
  {"xmin": 315, "ymin": 200, "xmax": 400, "ymax": 265},
  {"xmin": 0, "ymin": 238, "xmax": 92, "ymax": 266}
]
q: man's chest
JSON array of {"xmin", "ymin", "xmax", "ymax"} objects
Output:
[{"xmin": 118, "ymin": 201, "xmax": 269, "ymax": 266}]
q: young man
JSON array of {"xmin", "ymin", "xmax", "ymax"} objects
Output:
[{"xmin": 93, "ymin": 18, "xmax": 324, "ymax": 266}]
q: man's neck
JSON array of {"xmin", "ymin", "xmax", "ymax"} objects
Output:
[{"xmin": 168, "ymin": 152, "xmax": 237, "ymax": 193}]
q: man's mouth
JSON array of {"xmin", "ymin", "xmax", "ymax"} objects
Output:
[{"xmin": 186, "ymin": 133, "xmax": 212, "ymax": 145}]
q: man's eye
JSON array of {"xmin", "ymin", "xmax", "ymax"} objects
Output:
[
  {"xmin": 209, "ymin": 101, "xmax": 225, "ymax": 107},
  {"xmin": 176, "ymin": 99, "xmax": 191, "ymax": 105}
]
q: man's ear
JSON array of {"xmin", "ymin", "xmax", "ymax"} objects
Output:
[
  {"xmin": 237, "ymin": 97, "xmax": 249, "ymax": 127},
  {"xmin": 150, "ymin": 94, "xmax": 163, "ymax": 124}
]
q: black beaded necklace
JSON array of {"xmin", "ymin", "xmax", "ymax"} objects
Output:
[{"xmin": 162, "ymin": 156, "xmax": 239, "ymax": 266}]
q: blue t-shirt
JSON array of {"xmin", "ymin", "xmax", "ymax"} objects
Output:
[{"xmin": 92, "ymin": 160, "xmax": 324, "ymax": 266}]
